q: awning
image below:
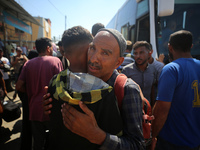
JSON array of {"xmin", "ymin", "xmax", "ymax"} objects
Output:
[
  {"xmin": 2, "ymin": 10, "xmax": 32, "ymax": 34},
  {"xmin": 0, "ymin": 0, "xmax": 41, "ymax": 26}
]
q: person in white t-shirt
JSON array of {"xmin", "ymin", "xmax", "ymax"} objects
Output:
[{"xmin": 0, "ymin": 48, "xmax": 10, "ymax": 85}]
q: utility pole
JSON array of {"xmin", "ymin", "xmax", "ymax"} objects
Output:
[{"xmin": 65, "ymin": 15, "xmax": 67, "ymax": 30}]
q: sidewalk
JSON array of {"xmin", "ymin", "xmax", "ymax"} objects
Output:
[{"xmin": 0, "ymin": 91, "xmax": 22, "ymax": 150}]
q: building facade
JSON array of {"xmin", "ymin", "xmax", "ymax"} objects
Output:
[{"xmin": 0, "ymin": 16, "xmax": 51, "ymax": 50}]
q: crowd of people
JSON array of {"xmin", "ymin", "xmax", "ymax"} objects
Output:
[{"xmin": 0, "ymin": 22, "xmax": 199, "ymax": 150}]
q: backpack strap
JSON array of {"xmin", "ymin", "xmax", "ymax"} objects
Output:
[
  {"xmin": 114, "ymin": 74, "xmax": 127, "ymax": 110},
  {"xmin": 143, "ymin": 98, "xmax": 152, "ymax": 115},
  {"xmin": 114, "ymin": 74, "xmax": 155, "ymax": 141}
]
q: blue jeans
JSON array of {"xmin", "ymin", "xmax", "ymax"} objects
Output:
[{"xmin": 155, "ymin": 136, "xmax": 200, "ymax": 150}]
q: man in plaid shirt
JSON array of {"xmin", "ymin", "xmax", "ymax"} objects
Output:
[
  {"xmin": 44, "ymin": 27, "xmax": 145, "ymax": 149},
  {"xmin": 61, "ymin": 28, "xmax": 145, "ymax": 149}
]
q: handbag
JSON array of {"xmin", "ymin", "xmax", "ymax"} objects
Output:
[{"xmin": 2, "ymin": 96, "xmax": 21, "ymax": 122}]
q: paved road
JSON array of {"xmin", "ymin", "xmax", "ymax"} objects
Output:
[{"xmin": 0, "ymin": 91, "xmax": 22, "ymax": 150}]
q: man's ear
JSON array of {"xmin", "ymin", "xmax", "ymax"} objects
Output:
[
  {"xmin": 149, "ymin": 49, "xmax": 153, "ymax": 54},
  {"xmin": 46, "ymin": 46, "xmax": 53, "ymax": 56},
  {"xmin": 168, "ymin": 44, "xmax": 173, "ymax": 53},
  {"xmin": 46, "ymin": 46, "xmax": 50, "ymax": 53},
  {"xmin": 149, "ymin": 49, "xmax": 153, "ymax": 57},
  {"xmin": 115, "ymin": 57, "xmax": 124, "ymax": 69}
]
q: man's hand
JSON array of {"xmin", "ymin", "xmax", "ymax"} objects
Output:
[
  {"xmin": 42, "ymin": 86, "xmax": 52, "ymax": 115},
  {"xmin": 61, "ymin": 101, "xmax": 106, "ymax": 145},
  {"xmin": 2, "ymin": 61, "xmax": 6, "ymax": 64},
  {"xmin": 156, "ymin": 53, "xmax": 165, "ymax": 64},
  {"xmin": 0, "ymin": 63, "xmax": 4, "ymax": 68}
]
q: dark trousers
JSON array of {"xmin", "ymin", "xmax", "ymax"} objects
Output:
[
  {"xmin": 156, "ymin": 136, "xmax": 200, "ymax": 150},
  {"xmin": 19, "ymin": 93, "xmax": 32, "ymax": 150},
  {"xmin": 31, "ymin": 121, "xmax": 50, "ymax": 150}
]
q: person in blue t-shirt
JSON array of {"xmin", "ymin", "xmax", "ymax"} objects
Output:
[{"xmin": 152, "ymin": 30, "xmax": 200, "ymax": 150}]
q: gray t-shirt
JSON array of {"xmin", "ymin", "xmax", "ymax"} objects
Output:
[
  {"xmin": 149, "ymin": 58, "xmax": 164, "ymax": 82},
  {"xmin": 122, "ymin": 62, "xmax": 156, "ymax": 102}
]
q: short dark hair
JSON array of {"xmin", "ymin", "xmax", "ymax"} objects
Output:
[
  {"xmin": 57, "ymin": 41, "xmax": 62, "ymax": 47},
  {"xmin": 35, "ymin": 38, "xmax": 52, "ymax": 54},
  {"xmin": 62, "ymin": 26, "xmax": 93, "ymax": 54},
  {"xmin": 92, "ymin": 23, "xmax": 105, "ymax": 36},
  {"xmin": 133, "ymin": 41, "xmax": 151, "ymax": 51},
  {"xmin": 169, "ymin": 30, "xmax": 192, "ymax": 52},
  {"xmin": 27, "ymin": 50, "xmax": 39, "ymax": 59}
]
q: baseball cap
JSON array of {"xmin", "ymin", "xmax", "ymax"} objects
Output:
[{"xmin": 98, "ymin": 28, "xmax": 127, "ymax": 57}]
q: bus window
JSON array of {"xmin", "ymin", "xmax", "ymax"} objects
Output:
[
  {"xmin": 121, "ymin": 24, "xmax": 129, "ymax": 40},
  {"xmin": 136, "ymin": 15, "xmax": 150, "ymax": 42},
  {"xmin": 156, "ymin": 2, "xmax": 200, "ymax": 61},
  {"xmin": 130, "ymin": 26, "xmax": 135, "ymax": 43},
  {"xmin": 136, "ymin": 0, "xmax": 149, "ymax": 18}
]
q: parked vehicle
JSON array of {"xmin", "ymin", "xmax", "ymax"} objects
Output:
[
  {"xmin": 106, "ymin": 0, "xmax": 200, "ymax": 63},
  {"xmin": 6, "ymin": 67, "xmax": 16, "ymax": 92}
]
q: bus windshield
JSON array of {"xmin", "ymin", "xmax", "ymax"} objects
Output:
[{"xmin": 156, "ymin": 1, "xmax": 200, "ymax": 63}]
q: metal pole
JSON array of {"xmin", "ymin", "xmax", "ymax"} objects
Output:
[
  {"xmin": 2, "ymin": 22, "xmax": 7, "ymax": 56},
  {"xmin": 65, "ymin": 15, "xmax": 67, "ymax": 30},
  {"xmin": 31, "ymin": 22, "xmax": 33, "ymax": 49}
]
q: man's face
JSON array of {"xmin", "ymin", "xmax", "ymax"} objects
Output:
[
  {"xmin": 64, "ymin": 42, "xmax": 89, "ymax": 73},
  {"xmin": 59, "ymin": 46, "xmax": 64, "ymax": 56},
  {"xmin": 49, "ymin": 44, "xmax": 54, "ymax": 56},
  {"xmin": 16, "ymin": 50, "xmax": 22, "ymax": 55},
  {"xmin": 133, "ymin": 46, "xmax": 149, "ymax": 66},
  {"xmin": 87, "ymin": 31, "xmax": 123, "ymax": 82}
]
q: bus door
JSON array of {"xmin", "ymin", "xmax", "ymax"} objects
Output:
[
  {"xmin": 156, "ymin": 0, "xmax": 200, "ymax": 63},
  {"xmin": 136, "ymin": 15, "xmax": 150, "ymax": 43}
]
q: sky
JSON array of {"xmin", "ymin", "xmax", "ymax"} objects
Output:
[{"xmin": 15, "ymin": 0, "xmax": 126, "ymax": 41}]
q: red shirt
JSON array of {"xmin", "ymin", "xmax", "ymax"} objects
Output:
[{"xmin": 19, "ymin": 56, "xmax": 63, "ymax": 121}]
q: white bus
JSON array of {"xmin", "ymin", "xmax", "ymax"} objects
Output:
[{"xmin": 106, "ymin": 0, "xmax": 200, "ymax": 64}]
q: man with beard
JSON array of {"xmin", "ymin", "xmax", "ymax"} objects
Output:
[{"xmin": 122, "ymin": 41, "xmax": 157, "ymax": 104}]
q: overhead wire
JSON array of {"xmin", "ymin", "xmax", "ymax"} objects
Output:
[
  {"xmin": 48, "ymin": 0, "xmax": 65, "ymax": 17},
  {"xmin": 16, "ymin": 0, "xmax": 68, "ymax": 40}
]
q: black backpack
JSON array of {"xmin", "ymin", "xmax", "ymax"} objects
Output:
[{"xmin": 2, "ymin": 99, "xmax": 21, "ymax": 122}]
